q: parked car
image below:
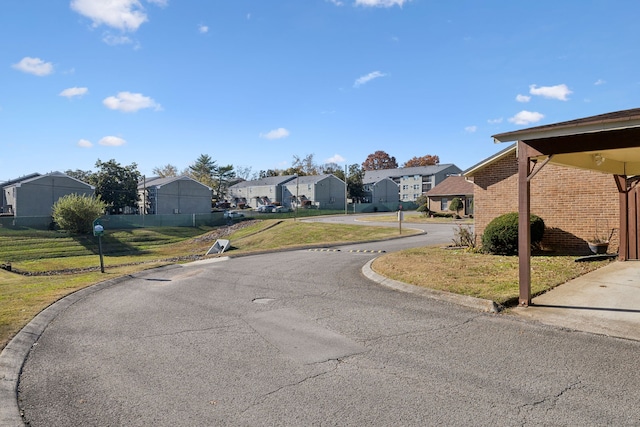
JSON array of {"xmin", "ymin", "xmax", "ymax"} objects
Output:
[
  {"xmin": 223, "ymin": 210, "xmax": 245, "ymax": 219},
  {"xmin": 273, "ymin": 206, "xmax": 291, "ymax": 213},
  {"xmin": 257, "ymin": 205, "xmax": 276, "ymax": 213}
]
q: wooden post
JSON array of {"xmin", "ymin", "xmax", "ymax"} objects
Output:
[
  {"xmin": 518, "ymin": 141, "xmax": 531, "ymax": 306},
  {"xmin": 614, "ymin": 175, "xmax": 628, "ymax": 261}
]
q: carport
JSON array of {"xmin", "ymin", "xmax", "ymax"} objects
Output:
[{"xmin": 492, "ymin": 108, "xmax": 640, "ymax": 306}]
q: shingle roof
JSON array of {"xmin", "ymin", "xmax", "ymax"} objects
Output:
[
  {"xmin": 425, "ymin": 175, "xmax": 473, "ymax": 197},
  {"xmin": 138, "ymin": 175, "xmax": 211, "ymax": 190},
  {"xmin": 229, "ymin": 175, "xmax": 296, "ymax": 188},
  {"xmin": 363, "ymin": 164, "xmax": 460, "ymax": 183}
]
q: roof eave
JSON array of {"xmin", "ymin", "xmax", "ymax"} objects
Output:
[{"xmin": 493, "ymin": 117, "xmax": 640, "ymax": 143}]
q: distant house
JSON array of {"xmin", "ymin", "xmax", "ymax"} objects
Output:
[
  {"xmin": 463, "ymin": 144, "xmax": 619, "ymax": 254},
  {"xmin": 362, "ymin": 177, "xmax": 398, "ymax": 204},
  {"xmin": 283, "ymin": 174, "xmax": 346, "ymax": 209},
  {"xmin": 228, "ymin": 175, "xmax": 297, "ymax": 209},
  {"xmin": 2, "ymin": 171, "xmax": 94, "ymax": 217},
  {"xmin": 363, "ymin": 164, "xmax": 462, "ymax": 202},
  {"xmin": 138, "ymin": 176, "xmax": 212, "ymax": 214},
  {"xmin": 1, "ymin": 173, "xmax": 41, "ymax": 214},
  {"xmin": 425, "ymin": 175, "xmax": 474, "ymax": 216}
]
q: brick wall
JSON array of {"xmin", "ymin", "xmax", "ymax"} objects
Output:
[{"xmin": 471, "ymin": 152, "xmax": 620, "ymax": 255}]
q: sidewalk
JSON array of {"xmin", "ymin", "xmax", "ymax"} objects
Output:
[{"xmin": 511, "ymin": 261, "xmax": 640, "ymax": 341}]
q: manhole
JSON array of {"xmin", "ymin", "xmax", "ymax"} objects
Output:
[{"xmin": 253, "ymin": 297, "xmax": 275, "ymax": 304}]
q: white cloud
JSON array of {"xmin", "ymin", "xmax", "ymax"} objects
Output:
[
  {"xmin": 99, "ymin": 136, "xmax": 127, "ymax": 146},
  {"xmin": 198, "ymin": 24, "xmax": 209, "ymax": 33},
  {"xmin": 78, "ymin": 139, "xmax": 93, "ymax": 147},
  {"xmin": 487, "ymin": 118, "xmax": 503, "ymax": 124},
  {"xmin": 70, "ymin": 0, "xmax": 165, "ymax": 32},
  {"xmin": 508, "ymin": 110, "xmax": 544, "ymax": 126},
  {"xmin": 326, "ymin": 0, "xmax": 344, "ymax": 5},
  {"xmin": 103, "ymin": 91, "xmax": 161, "ymax": 112},
  {"xmin": 529, "ymin": 84, "xmax": 572, "ymax": 101},
  {"xmin": 103, "ymin": 33, "xmax": 133, "ymax": 45},
  {"xmin": 594, "ymin": 79, "xmax": 606, "ymax": 86},
  {"xmin": 60, "ymin": 87, "xmax": 88, "ymax": 98},
  {"xmin": 354, "ymin": 71, "xmax": 387, "ymax": 88},
  {"xmin": 355, "ymin": 0, "xmax": 411, "ymax": 7},
  {"xmin": 465, "ymin": 126, "xmax": 477, "ymax": 133},
  {"xmin": 516, "ymin": 94, "xmax": 531, "ymax": 103},
  {"xmin": 260, "ymin": 128, "xmax": 290, "ymax": 140},
  {"xmin": 327, "ymin": 154, "xmax": 346, "ymax": 163},
  {"xmin": 12, "ymin": 57, "xmax": 54, "ymax": 76}
]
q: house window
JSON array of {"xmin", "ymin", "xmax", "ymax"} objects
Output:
[
  {"xmin": 413, "ymin": 184, "xmax": 420, "ymax": 190},
  {"xmin": 330, "ymin": 197, "xmax": 335, "ymax": 203},
  {"xmin": 402, "ymin": 184, "xmax": 408, "ymax": 190},
  {"xmin": 414, "ymin": 175, "xmax": 420, "ymax": 180},
  {"xmin": 441, "ymin": 198, "xmax": 448, "ymax": 211},
  {"xmin": 402, "ymin": 194, "xmax": 408, "ymax": 200}
]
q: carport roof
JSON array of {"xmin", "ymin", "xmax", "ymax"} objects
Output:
[{"xmin": 492, "ymin": 107, "xmax": 640, "ymax": 175}]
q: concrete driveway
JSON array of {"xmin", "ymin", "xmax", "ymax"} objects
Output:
[{"xmin": 511, "ymin": 260, "xmax": 640, "ymax": 341}]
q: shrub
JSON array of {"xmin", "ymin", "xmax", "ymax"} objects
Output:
[
  {"xmin": 449, "ymin": 197, "xmax": 463, "ymax": 215},
  {"xmin": 481, "ymin": 212, "xmax": 544, "ymax": 255},
  {"xmin": 452, "ymin": 224, "xmax": 477, "ymax": 250},
  {"xmin": 52, "ymin": 194, "xmax": 107, "ymax": 234}
]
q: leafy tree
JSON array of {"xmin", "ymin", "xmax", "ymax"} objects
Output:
[
  {"xmin": 64, "ymin": 169, "xmax": 93, "ymax": 183},
  {"xmin": 449, "ymin": 197, "xmax": 463, "ymax": 216},
  {"xmin": 92, "ymin": 159, "xmax": 141, "ymax": 214},
  {"xmin": 362, "ymin": 150, "xmax": 398, "ymax": 170},
  {"xmin": 152, "ymin": 164, "xmax": 178, "ymax": 178},
  {"xmin": 52, "ymin": 194, "xmax": 106, "ymax": 234},
  {"xmin": 188, "ymin": 154, "xmax": 217, "ymax": 188},
  {"xmin": 346, "ymin": 164, "xmax": 365, "ymax": 201},
  {"xmin": 322, "ymin": 162, "xmax": 346, "ymax": 181},
  {"xmin": 403, "ymin": 154, "xmax": 440, "ymax": 167},
  {"xmin": 213, "ymin": 164, "xmax": 235, "ymax": 199}
]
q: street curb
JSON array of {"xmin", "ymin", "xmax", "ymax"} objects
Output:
[
  {"xmin": 0, "ymin": 265, "xmax": 181, "ymax": 427},
  {"xmin": 362, "ymin": 259, "xmax": 502, "ymax": 314}
]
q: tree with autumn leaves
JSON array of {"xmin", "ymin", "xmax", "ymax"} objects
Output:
[{"xmin": 362, "ymin": 150, "xmax": 439, "ymax": 170}]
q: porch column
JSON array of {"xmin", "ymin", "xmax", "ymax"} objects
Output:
[
  {"xmin": 614, "ymin": 175, "xmax": 628, "ymax": 261},
  {"xmin": 518, "ymin": 141, "xmax": 531, "ymax": 306}
]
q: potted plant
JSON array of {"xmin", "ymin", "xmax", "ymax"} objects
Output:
[
  {"xmin": 587, "ymin": 221, "xmax": 614, "ymax": 254},
  {"xmin": 587, "ymin": 235, "xmax": 610, "ymax": 254}
]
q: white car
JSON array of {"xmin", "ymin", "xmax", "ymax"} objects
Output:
[{"xmin": 223, "ymin": 210, "xmax": 244, "ymax": 219}]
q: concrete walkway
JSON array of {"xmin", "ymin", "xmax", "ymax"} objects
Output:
[{"xmin": 511, "ymin": 260, "xmax": 640, "ymax": 341}]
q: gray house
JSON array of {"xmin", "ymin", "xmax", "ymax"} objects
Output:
[
  {"xmin": 2, "ymin": 171, "xmax": 94, "ymax": 217},
  {"xmin": 362, "ymin": 177, "xmax": 399, "ymax": 204},
  {"xmin": 283, "ymin": 174, "xmax": 346, "ymax": 209},
  {"xmin": 228, "ymin": 175, "xmax": 297, "ymax": 209},
  {"xmin": 139, "ymin": 176, "xmax": 212, "ymax": 214},
  {"xmin": 363, "ymin": 164, "xmax": 462, "ymax": 202}
]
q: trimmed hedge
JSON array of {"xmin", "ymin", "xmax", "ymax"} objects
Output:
[{"xmin": 481, "ymin": 212, "xmax": 545, "ymax": 255}]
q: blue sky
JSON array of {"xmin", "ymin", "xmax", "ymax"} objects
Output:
[{"xmin": 1, "ymin": 0, "xmax": 639, "ymax": 182}]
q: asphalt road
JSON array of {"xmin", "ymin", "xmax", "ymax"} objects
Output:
[{"xmin": 15, "ymin": 218, "xmax": 640, "ymax": 426}]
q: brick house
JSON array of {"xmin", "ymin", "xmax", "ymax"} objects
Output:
[
  {"xmin": 425, "ymin": 175, "xmax": 474, "ymax": 216},
  {"xmin": 463, "ymin": 144, "xmax": 619, "ymax": 255}
]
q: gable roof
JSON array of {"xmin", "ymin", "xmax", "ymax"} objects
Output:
[
  {"xmin": 363, "ymin": 164, "xmax": 460, "ymax": 183},
  {"xmin": 139, "ymin": 175, "xmax": 211, "ymax": 190},
  {"xmin": 425, "ymin": 175, "xmax": 474, "ymax": 197},
  {"xmin": 462, "ymin": 144, "xmax": 516, "ymax": 177},
  {"xmin": 0, "ymin": 173, "xmax": 41, "ymax": 187},
  {"xmin": 229, "ymin": 175, "xmax": 296, "ymax": 188},
  {"xmin": 287, "ymin": 174, "xmax": 343, "ymax": 185},
  {"xmin": 7, "ymin": 171, "xmax": 94, "ymax": 189}
]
